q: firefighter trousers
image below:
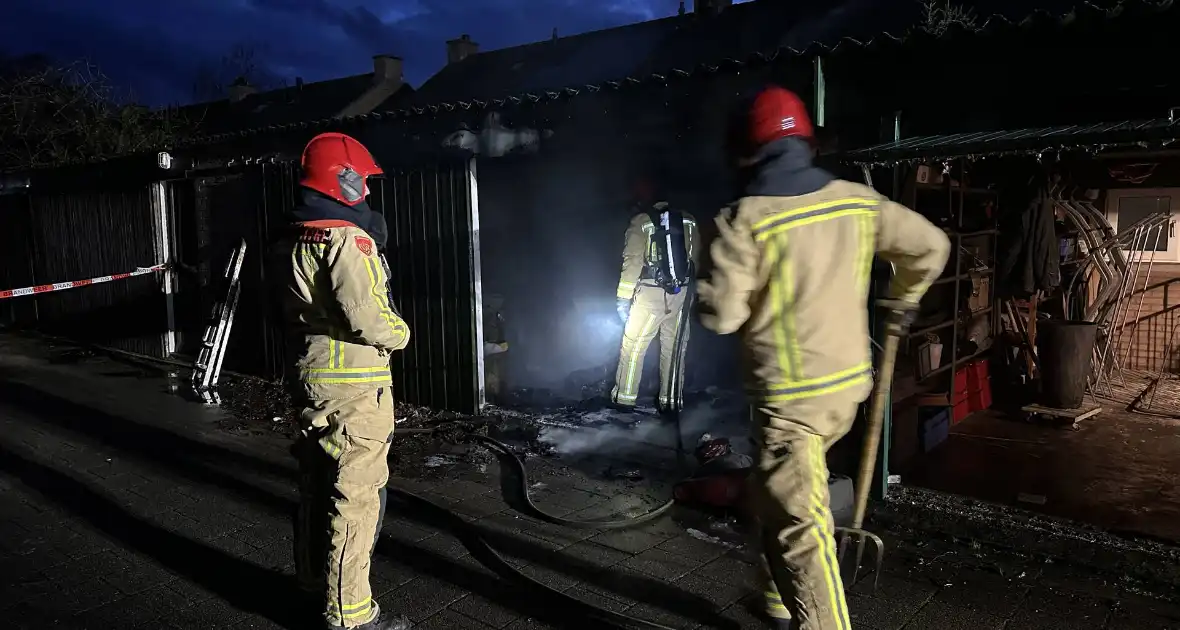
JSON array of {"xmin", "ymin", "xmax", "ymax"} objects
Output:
[
  {"xmin": 611, "ymin": 286, "xmax": 691, "ymax": 410},
  {"xmin": 293, "ymin": 387, "xmax": 394, "ymax": 628},
  {"xmin": 749, "ymin": 403, "xmax": 857, "ymax": 630}
]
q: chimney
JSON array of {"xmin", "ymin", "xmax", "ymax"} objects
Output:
[
  {"xmin": 373, "ymin": 55, "xmax": 403, "ymax": 84},
  {"xmin": 446, "ymin": 34, "xmax": 479, "ymax": 65},
  {"xmin": 228, "ymin": 77, "xmax": 256, "ymax": 103},
  {"xmin": 693, "ymin": 0, "xmax": 733, "ymax": 15}
]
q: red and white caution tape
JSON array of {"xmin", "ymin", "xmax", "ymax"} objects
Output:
[{"xmin": 0, "ymin": 263, "xmax": 168, "ymax": 300}]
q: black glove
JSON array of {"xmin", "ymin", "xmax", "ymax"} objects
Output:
[{"xmin": 877, "ymin": 299, "xmax": 919, "ymax": 336}]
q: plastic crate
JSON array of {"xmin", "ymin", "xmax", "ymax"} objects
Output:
[{"xmin": 918, "ymin": 407, "xmax": 951, "ymax": 453}]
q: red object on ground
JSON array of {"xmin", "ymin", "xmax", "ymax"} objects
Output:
[{"xmin": 673, "ymin": 469, "xmax": 751, "ymax": 510}]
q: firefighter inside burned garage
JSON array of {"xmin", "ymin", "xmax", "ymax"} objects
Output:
[{"xmin": 271, "ymin": 132, "xmax": 413, "ymax": 630}]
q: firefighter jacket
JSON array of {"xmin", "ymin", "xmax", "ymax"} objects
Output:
[
  {"xmin": 276, "ymin": 218, "xmax": 410, "ymax": 401},
  {"xmin": 698, "ymin": 137, "xmax": 950, "ymax": 418},
  {"xmin": 615, "ymin": 203, "xmax": 703, "ymax": 300}
]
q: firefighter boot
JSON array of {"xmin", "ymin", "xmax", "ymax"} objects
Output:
[{"xmin": 326, "ymin": 604, "xmax": 413, "ymax": 630}]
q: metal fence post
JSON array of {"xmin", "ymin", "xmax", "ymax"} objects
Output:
[
  {"xmin": 467, "ymin": 158, "xmax": 487, "ymax": 410},
  {"xmin": 149, "ymin": 181, "xmax": 177, "ymax": 356}
]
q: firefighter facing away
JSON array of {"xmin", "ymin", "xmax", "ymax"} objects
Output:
[
  {"xmin": 698, "ymin": 87, "xmax": 949, "ymax": 630},
  {"xmin": 612, "ymin": 178, "xmax": 701, "ymax": 413},
  {"xmin": 273, "ymin": 132, "xmax": 412, "ymax": 630}
]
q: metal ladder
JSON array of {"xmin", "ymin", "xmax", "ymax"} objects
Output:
[{"xmin": 191, "ymin": 239, "xmax": 247, "ymax": 404}]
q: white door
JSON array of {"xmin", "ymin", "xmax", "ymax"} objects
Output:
[{"xmin": 1105, "ymin": 188, "xmax": 1180, "ymax": 263}]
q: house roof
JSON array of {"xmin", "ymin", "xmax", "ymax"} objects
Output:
[
  {"xmin": 183, "ymin": 0, "xmax": 1177, "ymax": 147},
  {"xmin": 180, "ymin": 72, "xmax": 414, "ymax": 137},
  {"xmin": 841, "ymin": 117, "xmax": 1180, "ymax": 165}
]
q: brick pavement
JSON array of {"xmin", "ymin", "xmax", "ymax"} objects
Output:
[{"xmin": 1, "ymin": 334, "xmax": 1179, "ymax": 629}]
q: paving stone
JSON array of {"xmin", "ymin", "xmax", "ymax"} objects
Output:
[
  {"xmin": 619, "ymin": 547, "xmax": 702, "ymax": 581},
  {"xmin": 558, "ymin": 541, "xmax": 632, "ymax": 570},
  {"xmin": 1016, "ymin": 585, "xmax": 1111, "ymax": 625},
  {"xmin": 655, "ymin": 531, "xmax": 731, "ymax": 564},
  {"xmin": 902, "ymin": 599, "xmax": 1006, "ymax": 630},
  {"xmin": 420, "ymin": 609, "xmax": 498, "ymax": 629},
  {"xmin": 444, "ymin": 494, "xmax": 510, "ymax": 519},
  {"xmin": 370, "ymin": 555, "xmax": 423, "ymax": 598},
  {"xmin": 424, "ymin": 479, "xmax": 496, "ymax": 502},
  {"xmin": 167, "ymin": 597, "xmax": 249, "ymax": 628},
  {"xmin": 589, "ymin": 529, "xmax": 668, "ymax": 554},
  {"xmin": 517, "ymin": 561, "xmax": 581, "ymax": 592},
  {"xmin": 447, "ymin": 591, "xmax": 525, "ymax": 629},
  {"xmin": 844, "ymin": 575, "xmax": 935, "ymax": 630},
  {"xmin": 502, "ymin": 616, "xmax": 565, "ymax": 629},
  {"xmin": 384, "ymin": 576, "xmax": 468, "ymax": 623},
  {"xmin": 673, "ymin": 573, "xmax": 749, "ymax": 611},
  {"xmin": 928, "ymin": 566, "xmax": 1030, "ymax": 617},
  {"xmin": 624, "ymin": 601, "xmax": 708, "ymax": 629},
  {"xmin": 1108, "ymin": 609, "xmax": 1180, "ymax": 630},
  {"xmin": 694, "ymin": 554, "xmax": 756, "ymax": 587}
]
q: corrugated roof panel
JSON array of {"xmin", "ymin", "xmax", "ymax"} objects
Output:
[
  {"xmin": 186, "ymin": 0, "xmax": 1180, "ymax": 147},
  {"xmin": 842, "ymin": 117, "xmax": 1180, "ymax": 163}
]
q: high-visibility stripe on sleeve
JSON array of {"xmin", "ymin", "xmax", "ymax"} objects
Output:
[
  {"xmin": 363, "ymin": 256, "xmax": 408, "ymax": 337},
  {"xmin": 616, "ymin": 280, "xmax": 637, "ymax": 300}
]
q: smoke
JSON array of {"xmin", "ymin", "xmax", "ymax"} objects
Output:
[{"xmin": 535, "ymin": 390, "xmax": 753, "ymax": 467}]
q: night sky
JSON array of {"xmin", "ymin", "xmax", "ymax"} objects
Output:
[
  {"xmin": 1, "ymin": 1, "xmax": 760, "ymax": 107},
  {"xmin": 0, "ymin": 0, "xmax": 1076, "ymax": 107}
]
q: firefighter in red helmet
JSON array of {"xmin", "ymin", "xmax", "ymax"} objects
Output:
[
  {"xmin": 698, "ymin": 87, "xmax": 949, "ymax": 630},
  {"xmin": 272, "ymin": 132, "xmax": 411, "ymax": 630}
]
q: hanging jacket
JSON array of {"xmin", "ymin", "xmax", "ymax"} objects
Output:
[
  {"xmin": 698, "ymin": 137, "xmax": 950, "ymax": 421},
  {"xmin": 996, "ymin": 185, "xmax": 1061, "ymax": 297},
  {"xmin": 615, "ymin": 202, "xmax": 702, "ymax": 301},
  {"xmin": 274, "ymin": 192, "xmax": 410, "ymax": 400}
]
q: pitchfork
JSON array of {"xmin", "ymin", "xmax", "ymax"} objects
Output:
[{"xmin": 835, "ymin": 301, "xmax": 908, "ymax": 591}]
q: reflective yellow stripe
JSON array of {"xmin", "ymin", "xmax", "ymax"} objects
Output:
[
  {"xmin": 765, "ymin": 238, "xmax": 800, "ymax": 381},
  {"xmin": 618, "ymin": 311, "xmax": 657, "ymax": 401},
  {"xmin": 752, "ymin": 198, "xmax": 879, "ymax": 242},
  {"xmin": 327, "ymin": 597, "xmax": 374, "ymax": 621},
  {"xmin": 363, "ymin": 257, "xmax": 407, "ymax": 340},
  {"xmin": 305, "ymin": 366, "xmax": 391, "ymax": 384},
  {"xmin": 616, "ymin": 280, "xmax": 636, "ymax": 300},
  {"xmin": 806, "ymin": 434, "xmax": 851, "ymax": 630},
  {"xmin": 753, "ymin": 363, "xmax": 873, "ymax": 404},
  {"xmin": 320, "ymin": 434, "xmax": 343, "ymax": 460}
]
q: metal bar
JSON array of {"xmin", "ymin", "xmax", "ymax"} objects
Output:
[
  {"xmin": 907, "ymin": 319, "xmax": 955, "ymax": 339},
  {"xmin": 149, "ymin": 181, "xmax": 178, "ymax": 356},
  {"xmin": 467, "ymin": 159, "xmax": 487, "ymax": 411},
  {"xmin": 948, "ymin": 158, "xmax": 964, "ymax": 407},
  {"xmin": 813, "ymin": 56, "xmax": 826, "ymax": 128},
  {"xmin": 932, "ymin": 269, "xmax": 994, "ymax": 286},
  {"xmin": 918, "ymin": 346, "xmax": 991, "ymax": 381}
]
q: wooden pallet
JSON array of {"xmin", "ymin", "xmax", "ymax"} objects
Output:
[{"xmin": 1020, "ymin": 403, "xmax": 1102, "ymax": 429}]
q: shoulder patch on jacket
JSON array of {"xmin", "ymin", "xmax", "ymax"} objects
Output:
[
  {"xmin": 298, "ymin": 227, "xmax": 330, "ymax": 244},
  {"xmin": 354, "ymin": 235, "xmax": 374, "ymax": 256}
]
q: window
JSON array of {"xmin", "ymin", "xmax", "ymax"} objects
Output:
[{"xmin": 1106, "ymin": 188, "xmax": 1180, "ymax": 262}]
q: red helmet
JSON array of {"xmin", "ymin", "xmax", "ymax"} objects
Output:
[
  {"xmin": 748, "ymin": 86, "xmax": 815, "ymax": 147},
  {"xmin": 299, "ymin": 132, "xmax": 383, "ymax": 206}
]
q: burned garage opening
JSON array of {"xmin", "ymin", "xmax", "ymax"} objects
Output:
[{"xmin": 846, "ymin": 117, "xmax": 1180, "ymax": 544}]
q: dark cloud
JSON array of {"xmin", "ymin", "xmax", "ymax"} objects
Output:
[{"xmin": 0, "ymin": 0, "xmax": 746, "ymax": 106}]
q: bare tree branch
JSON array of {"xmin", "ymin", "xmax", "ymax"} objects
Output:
[
  {"xmin": 191, "ymin": 42, "xmax": 287, "ymax": 102},
  {"xmin": 918, "ymin": 0, "xmax": 979, "ymax": 36},
  {"xmin": 0, "ymin": 60, "xmax": 198, "ymax": 170}
]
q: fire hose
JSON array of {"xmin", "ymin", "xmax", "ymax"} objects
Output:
[{"xmin": 389, "ymin": 425, "xmax": 681, "ymax": 630}]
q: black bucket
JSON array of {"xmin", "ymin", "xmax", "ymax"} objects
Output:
[{"xmin": 1036, "ymin": 320, "xmax": 1098, "ymax": 409}]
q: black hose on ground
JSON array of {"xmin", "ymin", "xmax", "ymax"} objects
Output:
[{"xmin": 389, "ymin": 420, "xmax": 689, "ymax": 629}]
